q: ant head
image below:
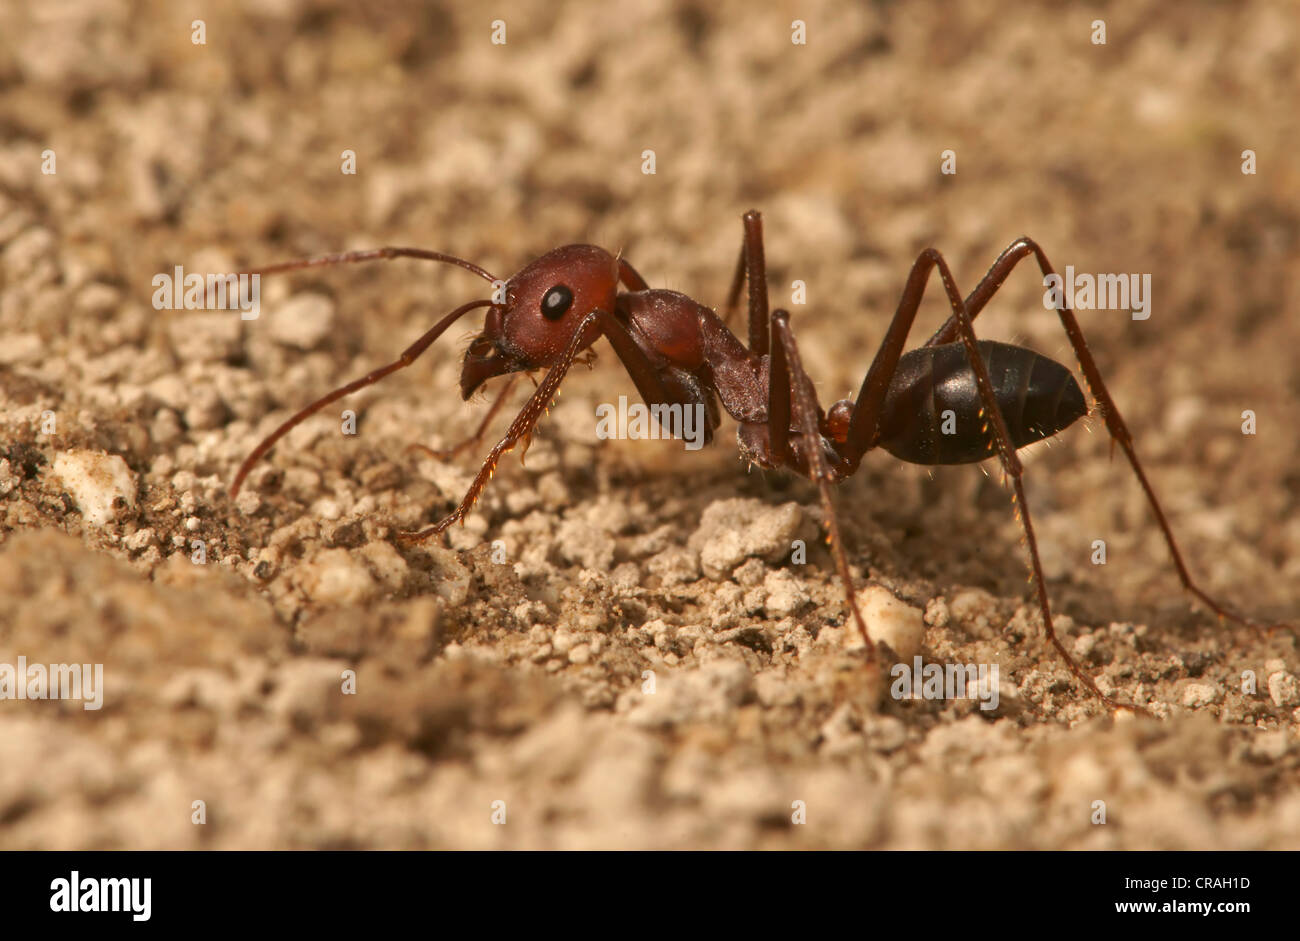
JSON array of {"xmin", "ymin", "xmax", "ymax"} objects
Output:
[{"xmin": 461, "ymin": 244, "xmax": 619, "ymax": 398}]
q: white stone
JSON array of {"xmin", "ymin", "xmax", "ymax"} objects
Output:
[
  {"xmin": 298, "ymin": 548, "xmax": 378, "ymax": 606},
  {"xmin": 853, "ymin": 586, "xmax": 925, "ymax": 660},
  {"xmin": 1267, "ymin": 672, "xmax": 1298, "ymax": 708},
  {"xmin": 51, "ymin": 450, "xmax": 137, "ymax": 527},
  {"xmin": 1182, "ymin": 683, "xmax": 1221, "ymax": 708}
]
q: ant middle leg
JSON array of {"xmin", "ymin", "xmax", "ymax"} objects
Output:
[
  {"xmin": 767, "ymin": 308, "xmax": 872, "ymax": 650},
  {"xmin": 723, "ymin": 210, "xmax": 770, "ymax": 356}
]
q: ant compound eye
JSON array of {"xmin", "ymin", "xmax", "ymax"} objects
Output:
[{"xmin": 540, "ymin": 284, "xmax": 573, "ymax": 320}]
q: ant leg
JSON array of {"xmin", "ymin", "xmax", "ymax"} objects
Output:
[
  {"xmin": 728, "ymin": 236, "xmax": 748, "ymax": 324},
  {"xmin": 926, "ymin": 239, "xmax": 1289, "ymax": 633},
  {"xmin": 723, "ymin": 241, "xmax": 745, "ymax": 326},
  {"xmin": 840, "ymin": 250, "xmax": 956, "ymax": 466},
  {"xmin": 406, "ymin": 375, "xmax": 521, "ymax": 462},
  {"xmin": 931, "ymin": 264, "xmax": 1149, "ymax": 715},
  {"xmin": 722, "ymin": 210, "xmax": 770, "ymax": 356},
  {"xmin": 840, "ymin": 249, "xmax": 1146, "ymax": 714},
  {"xmin": 919, "ymin": 237, "xmax": 1098, "ymax": 350},
  {"xmin": 401, "ymin": 309, "xmax": 690, "ymax": 540},
  {"xmin": 920, "ymin": 240, "xmax": 1030, "ymax": 347},
  {"xmin": 841, "ymin": 239, "xmax": 1087, "ymax": 460},
  {"xmin": 769, "ymin": 309, "xmax": 872, "ymax": 651},
  {"xmin": 229, "ymin": 298, "xmax": 493, "ymax": 498}
]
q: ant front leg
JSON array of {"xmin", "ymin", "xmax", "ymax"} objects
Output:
[
  {"xmin": 406, "ymin": 374, "xmax": 522, "ymax": 462},
  {"xmin": 767, "ymin": 309, "xmax": 872, "ymax": 651},
  {"xmin": 723, "ymin": 210, "xmax": 770, "ymax": 356},
  {"xmin": 841, "ymin": 249, "xmax": 1146, "ymax": 715},
  {"xmin": 923, "ymin": 239, "xmax": 1291, "ymax": 635},
  {"xmin": 229, "ymin": 298, "xmax": 493, "ymax": 498},
  {"xmin": 401, "ymin": 307, "xmax": 700, "ymax": 540}
]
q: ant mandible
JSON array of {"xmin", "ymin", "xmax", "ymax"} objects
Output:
[{"xmin": 229, "ymin": 210, "xmax": 1285, "ymax": 716}]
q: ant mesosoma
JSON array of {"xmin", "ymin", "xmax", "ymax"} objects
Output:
[{"xmin": 229, "ymin": 210, "xmax": 1286, "ymax": 716}]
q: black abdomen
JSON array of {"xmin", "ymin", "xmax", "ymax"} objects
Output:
[{"xmin": 876, "ymin": 340, "xmax": 1087, "ymax": 465}]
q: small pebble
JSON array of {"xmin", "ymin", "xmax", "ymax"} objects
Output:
[
  {"xmin": 855, "ymin": 586, "xmax": 925, "ymax": 661},
  {"xmin": 1267, "ymin": 672, "xmax": 1298, "ymax": 708},
  {"xmin": 1182, "ymin": 683, "xmax": 1221, "ymax": 708},
  {"xmin": 51, "ymin": 450, "xmax": 137, "ymax": 527}
]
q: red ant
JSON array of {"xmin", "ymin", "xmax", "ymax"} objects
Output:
[{"xmin": 230, "ymin": 210, "xmax": 1287, "ymax": 716}]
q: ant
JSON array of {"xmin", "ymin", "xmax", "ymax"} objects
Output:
[{"xmin": 229, "ymin": 210, "xmax": 1287, "ymax": 717}]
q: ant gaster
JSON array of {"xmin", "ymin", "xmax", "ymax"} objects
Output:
[{"xmin": 230, "ymin": 210, "xmax": 1287, "ymax": 716}]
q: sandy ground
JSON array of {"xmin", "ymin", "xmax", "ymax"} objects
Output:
[{"xmin": 1, "ymin": 0, "xmax": 1298, "ymax": 849}]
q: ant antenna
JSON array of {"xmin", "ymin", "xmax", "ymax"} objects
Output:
[{"xmin": 243, "ymin": 247, "xmax": 498, "ymax": 284}]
